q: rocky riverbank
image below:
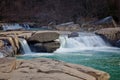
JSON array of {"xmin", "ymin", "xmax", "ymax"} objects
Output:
[
  {"xmin": 0, "ymin": 30, "xmax": 62, "ymax": 57},
  {"xmin": 0, "ymin": 18, "xmax": 120, "ymax": 80},
  {"xmin": 0, "ymin": 58, "xmax": 110, "ymax": 80},
  {"xmin": 95, "ymin": 27, "xmax": 120, "ymax": 47}
]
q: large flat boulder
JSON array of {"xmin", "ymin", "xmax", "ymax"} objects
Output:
[
  {"xmin": 0, "ymin": 58, "xmax": 110, "ymax": 80},
  {"xmin": 28, "ymin": 31, "xmax": 60, "ymax": 42},
  {"xmin": 95, "ymin": 27, "xmax": 120, "ymax": 41},
  {"xmin": 95, "ymin": 27, "xmax": 120, "ymax": 46}
]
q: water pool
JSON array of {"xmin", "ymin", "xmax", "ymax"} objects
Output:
[{"xmin": 17, "ymin": 50, "xmax": 120, "ymax": 80}]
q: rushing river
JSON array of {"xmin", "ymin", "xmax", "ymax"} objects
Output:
[{"xmin": 17, "ymin": 33, "xmax": 120, "ymax": 80}]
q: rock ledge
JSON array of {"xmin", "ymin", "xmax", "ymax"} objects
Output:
[{"xmin": 0, "ymin": 58, "xmax": 110, "ymax": 80}]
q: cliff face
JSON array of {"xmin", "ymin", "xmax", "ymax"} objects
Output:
[{"xmin": 0, "ymin": 0, "xmax": 119, "ymax": 25}]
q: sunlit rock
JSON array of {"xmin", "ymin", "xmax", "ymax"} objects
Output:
[
  {"xmin": 0, "ymin": 58, "xmax": 110, "ymax": 80},
  {"xmin": 95, "ymin": 27, "xmax": 120, "ymax": 46},
  {"xmin": 28, "ymin": 31, "xmax": 60, "ymax": 42}
]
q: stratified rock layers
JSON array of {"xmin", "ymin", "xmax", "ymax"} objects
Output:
[{"xmin": 0, "ymin": 58, "xmax": 110, "ymax": 80}]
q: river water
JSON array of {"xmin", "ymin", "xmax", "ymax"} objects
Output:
[{"xmin": 17, "ymin": 33, "xmax": 120, "ymax": 80}]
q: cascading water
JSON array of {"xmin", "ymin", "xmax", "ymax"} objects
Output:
[
  {"xmin": 73, "ymin": 33, "xmax": 110, "ymax": 47},
  {"xmin": 0, "ymin": 52, "xmax": 4, "ymax": 58},
  {"xmin": 18, "ymin": 32, "xmax": 119, "ymax": 54},
  {"xmin": 23, "ymin": 24, "xmax": 30, "ymax": 30},
  {"xmin": 18, "ymin": 38, "xmax": 53, "ymax": 56},
  {"xmin": 55, "ymin": 32, "xmax": 117, "ymax": 53},
  {"xmin": 1, "ymin": 23, "xmax": 30, "ymax": 31},
  {"xmin": 19, "ymin": 38, "xmax": 32, "ymax": 54},
  {"xmin": 2, "ymin": 23, "xmax": 23, "ymax": 31}
]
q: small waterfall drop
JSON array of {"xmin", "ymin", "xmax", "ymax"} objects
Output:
[
  {"xmin": 73, "ymin": 33, "xmax": 110, "ymax": 47},
  {"xmin": 2, "ymin": 23, "xmax": 23, "ymax": 31},
  {"xmin": 18, "ymin": 38, "xmax": 54, "ymax": 56},
  {"xmin": 55, "ymin": 32, "xmax": 111, "ymax": 53},
  {"xmin": 2, "ymin": 23, "xmax": 30, "ymax": 31},
  {"xmin": 19, "ymin": 38, "xmax": 32, "ymax": 54},
  {"xmin": 0, "ymin": 52, "xmax": 4, "ymax": 58},
  {"xmin": 23, "ymin": 24, "xmax": 30, "ymax": 30}
]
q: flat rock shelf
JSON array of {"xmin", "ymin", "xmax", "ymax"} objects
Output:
[{"xmin": 0, "ymin": 58, "xmax": 110, "ymax": 80}]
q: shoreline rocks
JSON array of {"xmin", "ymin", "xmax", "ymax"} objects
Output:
[
  {"xmin": 28, "ymin": 31, "xmax": 60, "ymax": 52},
  {"xmin": 0, "ymin": 58, "xmax": 110, "ymax": 80},
  {"xmin": 95, "ymin": 27, "xmax": 120, "ymax": 47},
  {"xmin": 81, "ymin": 16, "xmax": 117, "ymax": 32},
  {"xmin": 0, "ymin": 31, "xmax": 61, "ymax": 55}
]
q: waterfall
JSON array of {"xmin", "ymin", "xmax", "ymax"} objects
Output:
[
  {"xmin": 23, "ymin": 24, "xmax": 30, "ymax": 30},
  {"xmin": 2, "ymin": 23, "xmax": 23, "ymax": 31},
  {"xmin": 18, "ymin": 38, "xmax": 54, "ymax": 56},
  {"xmin": 0, "ymin": 52, "xmax": 4, "ymax": 58},
  {"xmin": 55, "ymin": 32, "xmax": 111, "ymax": 53},
  {"xmin": 19, "ymin": 38, "xmax": 32, "ymax": 54},
  {"xmin": 18, "ymin": 32, "xmax": 116, "ymax": 54},
  {"xmin": 2, "ymin": 23, "xmax": 30, "ymax": 31},
  {"xmin": 73, "ymin": 33, "xmax": 110, "ymax": 47}
]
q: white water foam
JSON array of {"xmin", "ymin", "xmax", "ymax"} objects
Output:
[
  {"xmin": 20, "ymin": 53, "xmax": 54, "ymax": 57},
  {"xmin": 2, "ymin": 23, "xmax": 30, "ymax": 31},
  {"xmin": 55, "ymin": 33, "xmax": 120, "ymax": 53},
  {"xmin": 0, "ymin": 52, "xmax": 4, "ymax": 58},
  {"xmin": 19, "ymin": 38, "xmax": 54, "ymax": 56},
  {"xmin": 2, "ymin": 23, "xmax": 23, "ymax": 31},
  {"xmin": 19, "ymin": 38, "xmax": 32, "ymax": 54},
  {"xmin": 18, "ymin": 33, "xmax": 120, "ymax": 55}
]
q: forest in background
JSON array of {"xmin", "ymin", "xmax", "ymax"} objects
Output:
[{"xmin": 0, "ymin": 0, "xmax": 120, "ymax": 25}]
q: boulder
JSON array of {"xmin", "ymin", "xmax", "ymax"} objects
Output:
[
  {"xmin": 29, "ymin": 41, "xmax": 60, "ymax": 53},
  {"xmin": 81, "ymin": 16, "xmax": 117, "ymax": 31},
  {"xmin": 95, "ymin": 27, "xmax": 120, "ymax": 46},
  {"xmin": 28, "ymin": 31, "xmax": 60, "ymax": 42},
  {"xmin": 54, "ymin": 22, "xmax": 80, "ymax": 31},
  {"xmin": 0, "ymin": 39, "xmax": 15, "ymax": 57},
  {"xmin": 95, "ymin": 28, "xmax": 120, "ymax": 41},
  {"xmin": 68, "ymin": 32, "xmax": 79, "ymax": 38},
  {"xmin": 42, "ymin": 41, "xmax": 60, "ymax": 52},
  {"xmin": 0, "ymin": 58, "xmax": 110, "ymax": 80}
]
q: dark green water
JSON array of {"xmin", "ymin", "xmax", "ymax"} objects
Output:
[{"xmin": 17, "ymin": 51, "xmax": 120, "ymax": 80}]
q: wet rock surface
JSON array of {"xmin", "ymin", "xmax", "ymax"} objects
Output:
[
  {"xmin": 68, "ymin": 32, "xmax": 79, "ymax": 38},
  {"xmin": 0, "ymin": 58, "xmax": 110, "ymax": 80},
  {"xmin": 29, "ymin": 41, "xmax": 60, "ymax": 53}
]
